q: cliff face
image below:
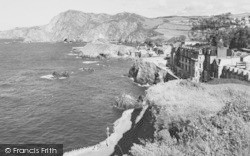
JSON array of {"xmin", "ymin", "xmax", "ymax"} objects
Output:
[
  {"xmin": 0, "ymin": 10, "xmax": 192, "ymax": 43},
  {"xmin": 128, "ymin": 59, "xmax": 168, "ymax": 85},
  {"xmin": 1, "ymin": 11, "xmax": 249, "ymax": 43}
]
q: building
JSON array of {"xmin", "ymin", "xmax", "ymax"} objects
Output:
[
  {"xmin": 169, "ymin": 43, "xmax": 245, "ymax": 82},
  {"xmin": 221, "ymin": 66, "xmax": 250, "ymax": 82},
  {"xmin": 219, "ymin": 55, "xmax": 250, "ymax": 82},
  {"xmin": 210, "ymin": 57, "xmax": 241, "ymax": 78},
  {"xmin": 170, "ymin": 44, "xmax": 212, "ymax": 82}
]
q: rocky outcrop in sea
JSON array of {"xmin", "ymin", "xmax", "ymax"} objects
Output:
[{"xmin": 75, "ymin": 43, "xmax": 137, "ymax": 59}]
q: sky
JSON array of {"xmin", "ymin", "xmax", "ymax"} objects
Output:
[{"xmin": 0, "ymin": 0, "xmax": 249, "ymax": 30}]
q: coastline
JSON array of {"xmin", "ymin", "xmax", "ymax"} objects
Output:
[
  {"xmin": 63, "ymin": 109, "xmax": 134, "ymax": 156},
  {"xmin": 63, "ymin": 56, "xmax": 174, "ymax": 156},
  {"xmin": 63, "ymin": 104, "xmax": 150, "ymax": 156},
  {"xmin": 39, "ymin": 46, "xmax": 250, "ymax": 156}
]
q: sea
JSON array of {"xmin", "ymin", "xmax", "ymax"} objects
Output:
[{"xmin": 0, "ymin": 39, "xmax": 146, "ymax": 152}]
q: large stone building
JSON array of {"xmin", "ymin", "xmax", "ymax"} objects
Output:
[
  {"xmin": 170, "ymin": 44, "xmax": 218, "ymax": 82},
  {"xmin": 170, "ymin": 42, "xmax": 250, "ymax": 82}
]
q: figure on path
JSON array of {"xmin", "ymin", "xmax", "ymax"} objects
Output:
[{"xmin": 106, "ymin": 127, "xmax": 110, "ymax": 146}]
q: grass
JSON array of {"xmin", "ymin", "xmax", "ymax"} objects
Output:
[
  {"xmin": 207, "ymin": 78, "xmax": 250, "ymax": 86},
  {"xmin": 130, "ymin": 80, "xmax": 250, "ymax": 156}
]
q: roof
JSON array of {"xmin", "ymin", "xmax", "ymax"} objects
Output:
[
  {"xmin": 240, "ymin": 48, "xmax": 250, "ymax": 53},
  {"xmin": 240, "ymin": 54, "xmax": 250, "ymax": 58}
]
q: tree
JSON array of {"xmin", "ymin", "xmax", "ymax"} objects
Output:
[
  {"xmin": 144, "ymin": 38, "xmax": 154, "ymax": 47},
  {"xmin": 190, "ymin": 13, "xmax": 246, "ymax": 47},
  {"xmin": 229, "ymin": 27, "xmax": 250, "ymax": 49},
  {"xmin": 190, "ymin": 13, "xmax": 250, "ymax": 48}
]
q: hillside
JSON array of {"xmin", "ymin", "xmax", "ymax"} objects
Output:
[
  {"xmin": 1, "ymin": 10, "xmax": 249, "ymax": 43},
  {"xmin": 0, "ymin": 10, "xmax": 192, "ymax": 43},
  {"xmin": 130, "ymin": 80, "xmax": 250, "ymax": 156}
]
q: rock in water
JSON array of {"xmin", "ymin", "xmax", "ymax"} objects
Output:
[
  {"xmin": 61, "ymin": 71, "xmax": 69, "ymax": 77},
  {"xmin": 52, "ymin": 71, "xmax": 69, "ymax": 79}
]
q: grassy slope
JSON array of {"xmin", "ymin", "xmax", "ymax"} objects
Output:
[{"xmin": 130, "ymin": 80, "xmax": 250, "ymax": 156}]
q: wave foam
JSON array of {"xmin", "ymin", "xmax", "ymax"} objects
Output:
[
  {"xmin": 82, "ymin": 61, "xmax": 98, "ymax": 64},
  {"xmin": 67, "ymin": 53, "xmax": 78, "ymax": 56},
  {"xmin": 40, "ymin": 74, "xmax": 54, "ymax": 80}
]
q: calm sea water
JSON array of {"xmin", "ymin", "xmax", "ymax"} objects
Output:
[{"xmin": 0, "ymin": 39, "xmax": 145, "ymax": 151}]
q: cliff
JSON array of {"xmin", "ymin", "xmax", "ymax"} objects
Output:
[
  {"xmin": 130, "ymin": 80, "xmax": 250, "ymax": 156},
  {"xmin": 0, "ymin": 10, "xmax": 192, "ymax": 43},
  {"xmin": 63, "ymin": 105, "xmax": 151, "ymax": 156},
  {"xmin": 1, "ymin": 11, "xmax": 249, "ymax": 43},
  {"xmin": 128, "ymin": 59, "xmax": 167, "ymax": 85},
  {"xmin": 62, "ymin": 63, "xmax": 250, "ymax": 156},
  {"xmin": 128, "ymin": 58, "xmax": 178, "ymax": 85}
]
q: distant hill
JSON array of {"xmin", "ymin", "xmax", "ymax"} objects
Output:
[{"xmin": 0, "ymin": 10, "xmax": 249, "ymax": 43}]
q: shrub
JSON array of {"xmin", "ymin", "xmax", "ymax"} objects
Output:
[
  {"xmin": 131, "ymin": 87, "xmax": 250, "ymax": 156},
  {"xmin": 179, "ymin": 80, "xmax": 204, "ymax": 90}
]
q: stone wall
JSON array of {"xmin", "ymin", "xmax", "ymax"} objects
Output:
[{"xmin": 221, "ymin": 66, "xmax": 250, "ymax": 82}]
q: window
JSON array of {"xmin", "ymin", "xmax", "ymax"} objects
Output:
[{"xmin": 199, "ymin": 63, "xmax": 202, "ymax": 68}]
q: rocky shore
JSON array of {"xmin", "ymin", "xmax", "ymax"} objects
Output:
[
  {"xmin": 73, "ymin": 43, "xmax": 137, "ymax": 59},
  {"xmin": 63, "ymin": 105, "xmax": 150, "ymax": 156},
  {"xmin": 64, "ymin": 54, "xmax": 250, "ymax": 156},
  {"xmin": 128, "ymin": 58, "xmax": 178, "ymax": 85}
]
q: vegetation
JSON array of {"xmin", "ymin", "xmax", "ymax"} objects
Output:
[
  {"xmin": 229, "ymin": 27, "xmax": 250, "ymax": 49},
  {"xmin": 144, "ymin": 38, "xmax": 163, "ymax": 47},
  {"xmin": 167, "ymin": 35, "xmax": 186, "ymax": 43},
  {"xmin": 190, "ymin": 13, "xmax": 250, "ymax": 48},
  {"xmin": 207, "ymin": 78, "xmax": 250, "ymax": 86},
  {"xmin": 129, "ymin": 80, "xmax": 250, "ymax": 156}
]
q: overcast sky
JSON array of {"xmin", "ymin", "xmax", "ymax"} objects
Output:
[{"xmin": 0, "ymin": 0, "xmax": 249, "ymax": 30}]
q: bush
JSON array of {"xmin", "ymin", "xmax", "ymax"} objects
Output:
[
  {"xmin": 179, "ymin": 80, "xmax": 204, "ymax": 90},
  {"xmin": 130, "ymin": 87, "xmax": 250, "ymax": 156},
  {"xmin": 130, "ymin": 142, "xmax": 184, "ymax": 156}
]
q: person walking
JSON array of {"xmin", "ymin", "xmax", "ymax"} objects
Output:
[{"xmin": 106, "ymin": 127, "xmax": 110, "ymax": 146}]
